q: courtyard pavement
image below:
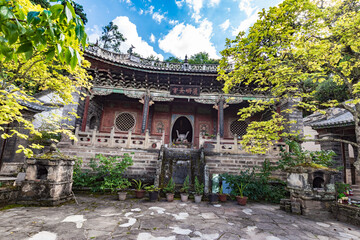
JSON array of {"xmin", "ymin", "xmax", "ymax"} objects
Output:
[{"xmin": 0, "ymin": 193, "xmax": 359, "ymax": 240}]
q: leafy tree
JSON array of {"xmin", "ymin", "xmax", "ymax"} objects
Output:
[
  {"xmin": 189, "ymin": 52, "xmax": 219, "ymax": 64},
  {"xmin": 164, "ymin": 56, "xmax": 182, "ymax": 63},
  {"xmin": 0, "ymin": 0, "xmax": 91, "ymax": 157},
  {"xmin": 146, "ymin": 55, "xmax": 160, "ymax": 61},
  {"xmin": 30, "ymin": 0, "xmax": 88, "ymax": 24},
  {"xmin": 218, "ymin": 0, "xmax": 360, "ymax": 168},
  {"xmin": 30, "ymin": 0, "xmax": 50, "ymax": 8},
  {"xmin": 100, "ymin": 22, "xmax": 126, "ymax": 52}
]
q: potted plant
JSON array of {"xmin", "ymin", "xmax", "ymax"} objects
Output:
[
  {"xmin": 180, "ymin": 175, "xmax": 190, "ymax": 202},
  {"xmin": 133, "ymin": 179, "xmax": 147, "ymax": 199},
  {"xmin": 145, "ymin": 185, "xmax": 161, "ymax": 202},
  {"xmin": 163, "ymin": 178, "xmax": 176, "ymax": 202},
  {"xmin": 117, "ymin": 179, "xmax": 131, "ymax": 201},
  {"xmin": 194, "ymin": 176, "xmax": 204, "ymax": 203},
  {"xmin": 235, "ymin": 183, "xmax": 248, "ymax": 206},
  {"xmin": 218, "ymin": 185, "xmax": 227, "ymax": 202}
]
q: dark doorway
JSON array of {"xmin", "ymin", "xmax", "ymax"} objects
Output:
[{"xmin": 171, "ymin": 116, "xmax": 193, "ymax": 144}]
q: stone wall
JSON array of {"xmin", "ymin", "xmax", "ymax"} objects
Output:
[
  {"xmin": 60, "ymin": 146, "xmax": 160, "ymax": 182},
  {"xmin": 0, "ymin": 188, "xmax": 19, "ymax": 206},
  {"xmin": 204, "ymin": 153, "xmax": 285, "ymax": 179},
  {"xmin": 331, "ymin": 204, "xmax": 360, "ymax": 226}
]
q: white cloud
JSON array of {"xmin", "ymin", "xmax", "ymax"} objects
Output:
[
  {"xmin": 152, "ymin": 12, "xmax": 165, "ymax": 23},
  {"xmin": 175, "ymin": 0, "xmax": 184, "ymax": 7},
  {"xmin": 112, "ymin": 16, "xmax": 163, "ymax": 60},
  {"xmin": 87, "ymin": 25, "xmax": 101, "ymax": 43},
  {"xmin": 231, "ymin": 10, "xmax": 259, "ymax": 36},
  {"xmin": 209, "ymin": 0, "xmax": 221, "ymax": 7},
  {"xmin": 169, "ymin": 19, "xmax": 179, "ymax": 25},
  {"xmin": 219, "ymin": 19, "xmax": 230, "ymax": 31},
  {"xmin": 150, "ymin": 34, "xmax": 155, "ymax": 43},
  {"xmin": 139, "ymin": 9, "xmax": 144, "ymax": 15},
  {"xmin": 183, "ymin": 0, "xmax": 204, "ymax": 22},
  {"xmin": 239, "ymin": 0, "xmax": 256, "ymax": 17},
  {"xmin": 147, "ymin": 5, "xmax": 154, "ymax": 14},
  {"xmin": 158, "ymin": 19, "xmax": 218, "ymax": 59}
]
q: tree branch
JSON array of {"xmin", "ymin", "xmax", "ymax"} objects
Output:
[{"xmin": 302, "ymin": 137, "xmax": 358, "ymax": 148}]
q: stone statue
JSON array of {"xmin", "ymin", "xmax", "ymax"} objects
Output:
[{"xmin": 176, "ymin": 130, "xmax": 189, "ymax": 143}]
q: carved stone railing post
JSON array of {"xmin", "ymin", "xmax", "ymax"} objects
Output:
[
  {"xmin": 126, "ymin": 130, "xmax": 132, "ymax": 148},
  {"xmin": 109, "ymin": 126, "xmax": 115, "ymax": 147},
  {"xmin": 144, "ymin": 129, "xmax": 150, "ymax": 148},
  {"xmin": 215, "ymin": 133, "xmax": 221, "ymax": 152},
  {"xmin": 233, "ymin": 134, "xmax": 238, "ymax": 154},
  {"xmin": 91, "ymin": 126, "xmax": 97, "ymax": 146},
  {"xmin": 74, "ymin": 124, "xmax": 80, "ymax": 146},
  {"xmin": 161, "ymin": 131, "xmax": 165, "ymax": 145},
  {"xmin": 199, "ymin": 134, "xmax": 205, "ymax": 148}
]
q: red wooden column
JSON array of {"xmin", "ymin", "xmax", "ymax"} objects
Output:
[{"xmin": 81, "ymin": 96, "xmax": 90, "ymax": 131}]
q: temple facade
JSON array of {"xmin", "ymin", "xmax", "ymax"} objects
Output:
[{"xmin": 57, "ymin": 46, "xmax": 301, "ymax": 188}]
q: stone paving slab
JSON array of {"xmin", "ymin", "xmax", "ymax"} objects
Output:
[{"xmin": 0, "ymin": 193, "xmax": 359, "ymax": 240}]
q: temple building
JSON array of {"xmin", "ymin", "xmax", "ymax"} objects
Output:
[{"xmin": 55, "ymin": 46, "xmax": 301, "ymax": 188}]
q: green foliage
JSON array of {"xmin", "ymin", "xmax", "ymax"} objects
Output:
[
  {"xmin": 222, "ymin": 161, "xmax": 287, "ymax": 203},
  {"xmin": 188, "ymin": 52, "xmax": 219, "ymax": 64},
  {"xmin": 144, "ymin": 185, "xmax": 160, "ymax": 192},
  {"xmin": 100, "ymin": 21, "xmax": 126, "ymax": 52},
  {"xmin": 278, "ymin": 140, "xmax": 336, "ymax": 169},
  {"xmin": 164, "ymin": 56, "xmax": 182, "ymax": 63},
  {"xmin": 132, "ymin": 179, "xmax": 146, "ymax": 190},
  {"xmin": 73, "ymin": 154, "xmax": 133, "ymax": 193},
  {"xmin": 30, "ymin": 130, "xmax": 61, "ymax": 146},
  {"xmin": 217, "ymin": 0, "xmax": 360, "ymax": 158},
  {"xmin": 0, "ymin": 0, "xmax": 91, "ymax": 157},
  {"xmin": 336, "ymin": 182, "xmax": 351, "ymax": 199},
  {"xmin": 194, "ymin": 176, "xmax": 204, "ymax": 195},
  {"xmin": 180, "ymin": 175, "xmax": 190, "ymax": 193},
  {"xmin": 163, "ymin": 178, "xmax": 175, "ymax": 193},
  {"xmin": 236, "ymin": 183, "xmax": 247, "ymax": 198}
]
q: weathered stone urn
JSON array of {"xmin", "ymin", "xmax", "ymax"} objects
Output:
[
  {"xmin": 283, "ymin": 165, "xmax": 338, "ymax": 215},
  {"xmin": 19, "ymin": 150, "xmax": 75, "ymax": 206}
]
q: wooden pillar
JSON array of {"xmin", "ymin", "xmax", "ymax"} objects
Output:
[
  {"xmin": 141, "ymin": 94, "xmax": 150, "ymax": 134},
  {"xmin": 217, "ymin": 97, "xmax": 224, "ymax": 138},
  {"xmin": 81, "ymin": 96, "xmax": 90, "ymax": 131}
]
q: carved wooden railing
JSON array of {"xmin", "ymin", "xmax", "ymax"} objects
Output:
[
  {"xmin": 199, "ymin": 133, "xmax": 287, "ymax": 155},
  {"xmin": 74, "ymin": 125, "xmax": 165, "ymax": 150}
]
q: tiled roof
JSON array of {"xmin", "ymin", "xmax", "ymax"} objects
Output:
[{"xmin": 305, "ymin": 108, "xmax": 354, "ymax": 129}]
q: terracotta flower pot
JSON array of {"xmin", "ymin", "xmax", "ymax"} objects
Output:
[
  {"xmin": 135, "ymin": 190, "xmax": 145, "ymax": 199},
  {"xmin": 149, "ymin": 191, "xmax": 159, "ymax": 202},
  {"xmin": 218, "ymin": 194, "xmax": 227, "ymax": 202},
  {"xmin": 194, "ymin": 195, "xmax": 202, "ymax": 203},
  {"xmin": 180, "ymin": 193, "xmax": 189, "ymax": 202},
  {"xmin": 166, "ymin": 193, "xmax": 175, "ymax": 202},
  {"xmin": 118, "ymin": 192, "xmax": 127, "ymax": 201},
  {"xmin": 236, "ymin": 196, "xmax": 248, "ymax": 206}
]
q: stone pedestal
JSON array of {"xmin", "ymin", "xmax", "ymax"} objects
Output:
[
  {"xmin": 19, "ymin": 155, "xmax": 75, "ymax": 206},
  {"xmin": 285, "ymin": 166, "xmax": 337, "ymax": 215}
]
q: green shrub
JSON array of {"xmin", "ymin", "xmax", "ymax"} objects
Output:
[
  {"xmin": 221, "ymin": 161, "xmax": 287, "ymax": 203},
  {"xmin": 73, "ymin": 154, "xmax": 133, "ymax": 192},
  {"xmin": 194, "ymin": 176, "xmax": 204, "ymax": 195}
]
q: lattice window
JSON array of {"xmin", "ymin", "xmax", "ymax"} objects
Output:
[
  {"xmin": 230, "ymin": 120, "xmax": 248, "ymax": 137},
  {"xmin": 115, "ymin": 112, "xmax": 135, "ymax": 131}
]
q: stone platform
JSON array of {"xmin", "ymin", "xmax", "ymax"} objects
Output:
[{"xmin": 0, "ymin": 193, "xmax": 359, "ymax": 240}]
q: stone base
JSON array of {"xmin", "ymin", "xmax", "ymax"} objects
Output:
[
  {"xmin": 0, "ymin": 187, "xmax": 19, "ymax": 207},
  {"xmin": 17, "ymin": 194, "xmax": 74, "ymax": 206},
  {"xmin": 331, "ymin": 203, "xmax": 360, "ymax": 227},
  {"xmin": 0, "ymin": 163, "xmax": 23, "ymax": 175}
]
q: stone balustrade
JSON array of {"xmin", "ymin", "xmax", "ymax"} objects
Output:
[
  {"xmin": 199, "ymin": 133, "xmax": 286, "ymax": 155},
  {"xmin": 74, "ymin": 125, "xmax": 165, "ymax": 150}
]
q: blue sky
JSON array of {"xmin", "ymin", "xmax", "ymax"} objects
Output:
[{"xmin": 77, "ymin": 0, "xmax": 283, "ymax": 61}]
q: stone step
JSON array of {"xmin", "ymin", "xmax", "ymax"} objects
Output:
[{"xmin": 0, "ymin": 176, "xmax": 16, "ymax": 187}]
